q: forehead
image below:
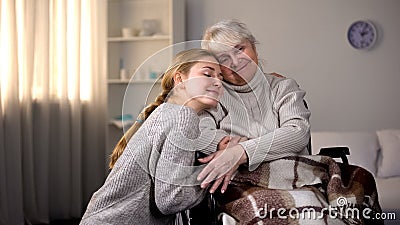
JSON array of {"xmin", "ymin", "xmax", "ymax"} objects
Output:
[
  {"xmin": 189, "ymin": 58, "xmax": 221, "ymax": 72},
  {"xmin": 206, "ymin": 40, "xmax": 240, "ymax": 53},
  {"xmin": 215, "ymin": 40, "xmax": 250, "ymax": 55},
  {"xmin": 192, "ymin": 56, "xmax": 219, "ymax": 66}
]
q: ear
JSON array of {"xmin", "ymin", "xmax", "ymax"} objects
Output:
[
  {"xmin": 173, "ymin": 72, "xmax": 183, "ymax": 84},
  {"xmin": 251, "ymin": 43, "xmax": 257, "ymax": 52}
]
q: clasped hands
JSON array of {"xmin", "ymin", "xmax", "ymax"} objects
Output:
[{"xmin": 196, "ymin": 136, "xmax": 248, "ymax": 194}]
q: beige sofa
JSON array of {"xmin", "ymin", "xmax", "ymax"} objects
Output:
[{"xmin": 311, "ymin": 130, "xmax": 400, "ymax": 224}]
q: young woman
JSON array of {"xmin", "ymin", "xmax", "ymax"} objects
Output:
[{"xmin": 80, "ymin": 49, "xmax": 223, "ymax": 225}]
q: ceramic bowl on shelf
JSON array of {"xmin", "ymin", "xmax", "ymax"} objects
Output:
[{"xmin": 121, "ymin": 27, "xmax": 140, "ymax": 37}]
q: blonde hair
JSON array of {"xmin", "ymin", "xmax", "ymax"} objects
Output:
[
  {"xmin": 109, "ymin": 48, "xmax": 217, "ymax": 169},
  {"xmin": 201, "ymin": 19, "xmax": 257, "ymax": 53}
]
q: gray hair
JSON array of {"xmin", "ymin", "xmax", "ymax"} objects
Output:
[{"xmin": 201, "ymin": 19, "xmax": 257, "ymax": 53}]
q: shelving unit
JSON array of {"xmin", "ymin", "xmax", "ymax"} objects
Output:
[
  {"xmin": 106, "ymin": 0, "xmax": 185, "ymax": 152},
  {"xmin": 108, "ymin": 35, "xmax": 171, "ymax": 42},
  {"xmin": 107, "ymin": 79, "xmax": 161, "ymax": 84}
]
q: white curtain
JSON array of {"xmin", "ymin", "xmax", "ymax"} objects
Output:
[{"xmin": 0, "ymin": 0, "xmax": 108, "ymax": 224}]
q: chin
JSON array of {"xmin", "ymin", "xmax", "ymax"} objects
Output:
[
  {"xmin": 223, "ymin": 73, "xmax": 245, "ymax": 85},
  {"xmin": 206, "ymin": 101, "xmax": 219, "ymax": 108},
  {"xmin": 201, "ymin": 99, "xmax": 219, "ymax": 109},
  {"xmin": 237, "ymin": 66, "xmax": 257, "ymax": 82}
]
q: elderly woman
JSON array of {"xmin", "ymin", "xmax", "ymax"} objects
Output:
[
  {"xmin": 196, "ymin": 20, "xmax": 311, "ymax": 194},
  {"xmin": 194, "ymin": 20, "xmax": 383, "ymax": 225}
]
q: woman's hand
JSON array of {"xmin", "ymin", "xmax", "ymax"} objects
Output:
[
  {"xmin": 217, "ymin": 136, "xmax": 245, "ymax": 150},
  {"xmin": 197, "ymin": 138, "xmax": 248, "ymax": 194},
  {"xmin": 217, "ymin": 136, "xmax": 231, "ymax": 150}
]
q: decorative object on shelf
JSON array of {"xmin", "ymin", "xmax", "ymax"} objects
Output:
[
  {"xmin": 139, "ymin": 19, "xmax": 159, "ymax": 36},
  {"xmin": 121, "ymin": 27, "xmax": 133, "ymax": 37},
  {"xmin": 347, "ymin": 20, "xmax": 377, "ymax": 50},
  {"xmin": 119, "ymin": 58, "xmax": 128, "ymax": 80},
  {"xmin": 149, "ymin": 71, "xmax": 158, "ymax": 80},
  {"xmin": 132, "ymin": 67, "xmax": 147, "ymax": 81},
  {"xmin": 110, "ymin": 114, "xmax": 134, "ymax": 129}
]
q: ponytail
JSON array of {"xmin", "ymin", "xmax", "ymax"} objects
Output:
[{"xmin": 109, "ymin": 89, "xmax": 170, "ymax": 169}]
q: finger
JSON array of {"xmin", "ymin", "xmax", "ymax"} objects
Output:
[
  {"xmin": 228, "ymin": 136, "xmax": 241, "ymax": 146},
  {"xmin": 218, "ymin": 136, "xmax": 231, "ymax": 150},
  {"xmin": 203, "ymin": 170, "xmax": 220, "ymax": 184},
  {"xmin": 231, "ymin": 136, "xmax": 241, "ymax": 142},
  {"xmin": 209, "ymin": 177, "xmax": 224, "ymax": 193},
  {"xmin": 220, "ymin": 136, "xmax": 231, "ymax": 144},
  {"xmin": 201, "ymin": 174, "xmax": 216, "ymax": 189},
  {"xmin": 201, "ymin": 168, "xmax": 222, "ymax": 188},
  {"xmin": 220, "ymin": 174, "xmax": 232, "ymax": 194},
  {"xmin": 197, "ymin": 162, "xmax": 216, "ymax": 181},
  {"xmin": 197, "ymin": 153, "xmax": 215, "ymax": 163},
  {"xmin": 239, "ymin": 136, "xmax": 248, "ymax": 142},
  {"xmin": 200, "ymin": 181, "xmax": 210, "ymax": 189}
]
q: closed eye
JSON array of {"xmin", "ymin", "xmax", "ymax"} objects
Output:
[
  {"xmin": 201, "ymin": 66, "xmax": 222, "ymax": 79},
  {"xmin": 218, "ymin": 56, "xmax": 229, "ymax": 63}
]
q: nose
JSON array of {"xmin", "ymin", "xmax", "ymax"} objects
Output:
[
  {"xmin": 213, "ymin": 78, "xmax": 222, "ymax": 87},
  {"xmin": 230, "ymin": 53, "xmax": 240, "ymax": 68}
]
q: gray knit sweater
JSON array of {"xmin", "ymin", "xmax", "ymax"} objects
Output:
[
  {"xmin": 197, "ymin": 72, "xmax": 311, "ymax": 171},
  {"xmin": 80, "ymin": 103, "xmax": 206, "ymax": 225}
]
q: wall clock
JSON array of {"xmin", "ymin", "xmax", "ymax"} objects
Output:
[{"xmin": 347, "ymin": 20, "xmax": 377, "ymax": 50}]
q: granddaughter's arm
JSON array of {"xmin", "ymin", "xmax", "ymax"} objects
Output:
[
  {"xmin": 154, "ymin": 114, "xmax": 207, "ymax": 215},
  {"xmin": 196, "ymin": 106, "xmax": 229, "ymax": 154}
]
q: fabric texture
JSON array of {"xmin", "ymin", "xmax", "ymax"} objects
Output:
[
  {"xmin": 220, "ymin": 155, "xmax": 383, "ymax": 225},
  {"xmin": 80, "ymin": 103, "xmax": 206, "ymax": 225},
  {"xmin": 376, "ymin": 129, "xmax": 400, "ymax": 178},
  {"xmin": 197, "ymin": 72, "xmax": 311, "ymax": 171}
]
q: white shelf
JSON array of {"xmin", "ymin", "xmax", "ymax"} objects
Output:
[
  {"xmin": 108, "ymin": 79, "xmax": 161, "ymax": 84},
  {"xmin": 108, "ymin": 35, "xmax": 170, "ymax": 42}
]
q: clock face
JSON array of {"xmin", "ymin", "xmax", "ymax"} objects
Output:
[{"xmin": 347, "ymin": 20, "xmax": 377, "ymax": 50}]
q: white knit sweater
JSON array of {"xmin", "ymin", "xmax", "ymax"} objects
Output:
[
  {"xmin": 80, "ymin": 103, "xmax": 206, "ymax": 225},
  {"xmin": 197, "ymin": 71, "xmax": 311, "ymax": 171}
]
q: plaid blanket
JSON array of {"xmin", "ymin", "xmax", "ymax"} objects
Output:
[{"xmin": 219, "ymin": 155, "xmax": 383, "ymax": 225}]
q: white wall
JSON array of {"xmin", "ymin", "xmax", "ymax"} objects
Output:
[{"xmin": 186, "ymin": 0, "xmax": 400, "ymax": 132}]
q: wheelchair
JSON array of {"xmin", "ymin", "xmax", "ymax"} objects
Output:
[{"xmin": 184, "ymin": 146, "xmax": 356, "ymax": 225}]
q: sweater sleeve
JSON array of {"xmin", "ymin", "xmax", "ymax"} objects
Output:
[
  {"xmin": 239, "ymin": 78, "xmax": 311, "ymax": 171},
  {"xmin": 154, "ymin": 108, "xmax": 207, "ymax": 215},
  {"xmin": 195, "ymin": 105, "xmax": 229, "ymax": 154}
]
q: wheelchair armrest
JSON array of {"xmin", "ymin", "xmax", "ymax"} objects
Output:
[
  {"xmin": 318, "ymin": 146, "xmax": 350, "ymax": 165},
  {"xmin": 188, "ymin": 192, "xmax": 219, "ymax": 225},
  {"xmin": 190, "ymin": 152, "xmax": 220, "ymax": 225},
  {"xmin": 195, "ymin": 151, "xmax": 208, "ymax": 166},
  {"xmin": 209, "ymin": 193, "xmax": 218, "ymax": 225}
]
